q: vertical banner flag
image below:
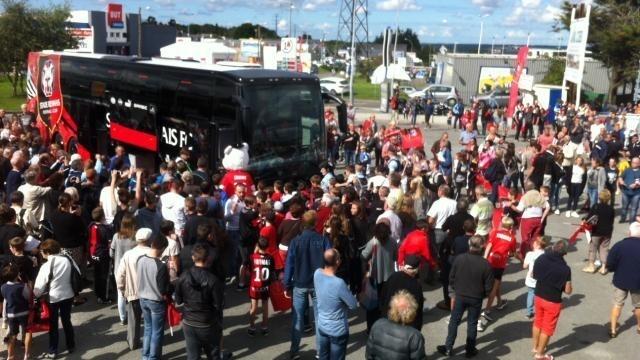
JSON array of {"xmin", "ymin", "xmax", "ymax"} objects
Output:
[{"xmin": 507, "ymin": 46, "xmax": 528, "ymax": 118}]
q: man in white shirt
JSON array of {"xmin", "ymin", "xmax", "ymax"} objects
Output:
[
  {"xmin": 367, "ymin": 166, "xmax": 388, "ymax": 191},
  {"xmin": 17, "ymin": 169, "xmax": 51, "ymax": 221},
  {"xmin": 224, "ymin": 184, "xmax": 246, "ymax": 286},
  {"xmin": 160, "ymin": 178, "xmax": 186, "ymax": 236},
  {"xmin": 427, "ymin": 185, "xmax": 457, "ymax": 246},
  {"xmin": 377, "ymin": 197, "xmax": 402, "ymax": 243},
  {"xmin": 470, "ymin": 186, "xmax": 494, "ymax": 237},
  {"xmin": 509, "ymin": 181, "xmax": 549, "ymax": 258}
]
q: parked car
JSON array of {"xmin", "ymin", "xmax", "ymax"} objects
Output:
[
  {"xmin": 473, "ymin": 88, "xmax": 521, "ymax": 108},
  {"xmin": 320, "ymin": 76, "xmax": 349, "ymax": 95},
  {"xmin": 408, "ymin": 84, "xmax": 461, "ymax": 107},
  {"xmin": 398, "ymin": 85, "xmax": 416, "ymax": 95}
]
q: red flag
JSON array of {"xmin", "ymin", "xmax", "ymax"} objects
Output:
[{"xmin": 507, "ymin": 46, "xmax": 529, "ymax": 118}]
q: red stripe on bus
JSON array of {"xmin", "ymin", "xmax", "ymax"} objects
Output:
[{"xmin": 110, "ymin": 123, "xmax": 157, "ymax": 151}]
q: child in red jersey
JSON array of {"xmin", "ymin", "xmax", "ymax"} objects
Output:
[
  {"xmin": 248, "ymin": 237, "xmax": 274, "ymax": 336},
  {"xmin": 479, "ymin": 216, "xmax": 517, "ymax": 331},
  {"xmin": 258, "ymin": 208, "xmax": 284, "ymax": 271}
]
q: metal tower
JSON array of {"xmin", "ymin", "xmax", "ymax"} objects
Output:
[{"xmin": 336, "ymin": 0, "xmax": 369, "ymax": 56}]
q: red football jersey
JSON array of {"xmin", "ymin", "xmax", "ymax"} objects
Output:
[
  {"xmin": 249, "ymin": 252, "xmax": 274, "ymax": 299},
  {"xmin": 487, "ymin": 229, "xmax": 517, "ymax": 269}
]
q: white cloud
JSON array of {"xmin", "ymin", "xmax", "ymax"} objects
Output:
[
  {"xmin": 506, "ymin": 1, "xmax": 560, "ymax": 26},
  {"xmin": 521, "ymin": 0, "xmax": 540, "ymax": 8},
  {"xmin": 277, "ymin": 19, "xmax": 288, "ymax": 31},
  {"xmin": 315, "ymin": 22, "xmax": 333, "ymax": 32},
  {"xmin": 376, "ymin": 0, "xmax": 421, "ymax": 11},
  {"xmin": 441, "ymin": 27, "xmax": 453, "ymax": 38},
  {"xmin": 506, "ymin": 30, "xmax": 534, "ymax": 39},
  {"xmin": 302, "ymin": 0, "xmax": 335, "ymax": 11},
  {"xmin": 471, "ymin": 0, "xmax": 501, "ymax": 14},
  {"xmin": 154, "ymin": 0, "xmax": 175, "ymax": 7},
  {"xmin": 417, "ymin": 26, "xmax": 435, "ymax": 38},
  {"xmin": 539, "ymin": 5, "xmax": 561, "ymax": 23}
]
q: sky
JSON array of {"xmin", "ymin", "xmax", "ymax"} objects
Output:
[{"xmin": 34, "ymin": 0, "xmax": 571, "ymax": 45}]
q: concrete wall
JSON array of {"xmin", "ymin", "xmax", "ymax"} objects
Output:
[{"xmin": 434, "ymin": 53, "xmax": 609, "ymax": 105}]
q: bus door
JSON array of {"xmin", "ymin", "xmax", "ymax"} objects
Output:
[{"xmin": 159, "ymin": 83, "xmax": 213, "ymax": 165}]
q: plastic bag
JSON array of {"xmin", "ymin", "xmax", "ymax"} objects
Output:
[{"xmin": 269, "ymin": 281, "xmax": 292, "ymax": 312}]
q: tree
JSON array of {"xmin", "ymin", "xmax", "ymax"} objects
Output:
[
  {"xmin": 144, "ymin": 16, "xmax": 157, "ymax": 25},
  {"xmin": 0, "ymin": 0, "xmax": 76, "ymax": 96},
  {"xmin": 555, "ymin": 0, "xmax": 640, "ymax": 102},
  {"xmin": 541, "ymin": 57, "xmax": 566, "ymax": 85}
]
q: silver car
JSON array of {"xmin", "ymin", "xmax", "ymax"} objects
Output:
[
  {"xmin": 408, "ymin": 84, "xmax": 460, "ymax": 107},
  {"xmin": 473, "ymin": 88, "xmax": 521, "ymax": 108}
]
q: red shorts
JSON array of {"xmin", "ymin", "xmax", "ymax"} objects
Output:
[
  {"xmin": 249, "ymin": 286, "xmax": 269, "ymax": 300},
  {"xmin": 533, "ymin": 296, "xmax": 562, "ymax": 336}
]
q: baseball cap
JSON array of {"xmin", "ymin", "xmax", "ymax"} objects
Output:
[
  {"xmin": 404, "ymin": 254, "xmax": 421, "ymax": 270},
  {"xmin": 135, "ymin": 228, "xmax": 153, "ymax": 242}
]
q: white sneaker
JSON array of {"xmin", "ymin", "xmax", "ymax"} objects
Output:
[
  {"xmin": 554, "ymin": 209, "xmax": 560, "ymax": 215},
  {"xmin": 565, "ymin": 211, "xmax": 571, "ymax": 218},
  {"xmin": 477, "ymin": 320, "xmax": 486, "ymax": 332},
  {"xmin": 445, "ymin": 315, "xmax": 450, "ymax": 324},
  {"xmin": 571, "ymin": 211, "xmax": 580, "ymax": 218}
]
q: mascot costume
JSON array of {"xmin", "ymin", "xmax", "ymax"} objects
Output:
[{"xmin": 220, "ymin": 143, "xmax": 255, "ymax": 196}]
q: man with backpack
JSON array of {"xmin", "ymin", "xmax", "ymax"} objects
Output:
[
  {"xmin": 175, "ymin": 243, "xmax": 225, "ymax": 360},
  {"xmin": 452, "ymin": 102, "xmax": 464, "ymax": 129}
]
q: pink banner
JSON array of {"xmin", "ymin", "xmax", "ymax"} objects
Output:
[{"xmin": 507, "ymin": 46, "xmax": 529, "ymax": 118}]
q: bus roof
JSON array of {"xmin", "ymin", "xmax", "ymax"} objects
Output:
[{"xmin": 41, "ymin": 50, "xmax": 317, "ymax": 81}]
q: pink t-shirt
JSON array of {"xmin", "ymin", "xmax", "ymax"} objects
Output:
[{"xmin": 538, "ymin": 134, "xmax": 554, "ymax": 151}]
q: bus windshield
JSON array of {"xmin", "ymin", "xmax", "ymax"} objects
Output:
[{"xmin": 243, "ymin": 83, "xmax": 324, "ymax": 174}]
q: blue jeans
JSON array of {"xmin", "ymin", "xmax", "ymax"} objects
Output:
[
  {"xmin": 317, "ymin": 329, "xmax": 348, "ymax": 360},
  {"xmin": 344, "ymin": 149, "xmax": 355, "ymax": 166},
  {"xmin": 550, "ymin": 180, "xmax": 562, "ymax": 210},
  {"xmin": 587, "ymin": 186, "xmax": 599, "ymax": 208},
  {"xmin": 526, "ymin": 286, "xmax": 535, "ymax": 316},
  {"xmin": 140, "ymin": 298, "xmax": 166, "ymax": 360},
  {"xmin": 445, "ymin": 295, "xmax": 482, "ymax": 351},
  {"xmin": 290, "ymin": 287, "xmax": 318, "ymax": 355},
  {"xmin": 621, "ymin": 192, "xmax": 640, "ymax": 221},
  {"xmin": 48, "ymin": 298, "xmax": 75, "ymax": 355}
]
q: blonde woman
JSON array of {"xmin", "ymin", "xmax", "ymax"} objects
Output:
[
  {"xmin": 409, "ymin": 177, "xmax": 429, "ymax": 220},
  {"xmin": 110, "ymin": 213, "xmax": 137, "ymax": 324}
]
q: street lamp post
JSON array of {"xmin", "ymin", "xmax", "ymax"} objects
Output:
[
  {"xmin": 477, "ymin": 14, "xmax": 489, "ymax": 55},
  {"xmin": 491, "ymin": 35, "xmax": 495, "ymax": 54},
  {"xmin": 289, "ymin": 0, "xmax": 294, "ymax": 37}
]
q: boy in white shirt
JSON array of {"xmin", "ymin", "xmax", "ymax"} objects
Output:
[{"xmin": 523, "ymin": 236, "xmax": 549, "ymax": 319}]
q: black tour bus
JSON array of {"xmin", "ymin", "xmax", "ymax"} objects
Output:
[{"xmin": 27, "ymin": 51, "xmax": 346, "ymax": 181}]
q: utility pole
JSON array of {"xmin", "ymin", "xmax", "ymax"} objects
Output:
[
  {"xmin": 275, "ymin": 14, "xmax": 278, "ymax": 37},
  {"xmin": 289, "ymin": 0, "xmax": 293, "ymax": 37},
  {"xmin": 491, "ymin": 35, "xmax": 495, "ymax": 54},
  {"xmin": 477, "ymin": 20, "xmax": 483, "ymax": 55}
]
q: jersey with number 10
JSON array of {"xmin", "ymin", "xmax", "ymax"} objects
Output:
[{"xmin": 249, "ymin": 252, "xmax": 274, "ymax": 299}]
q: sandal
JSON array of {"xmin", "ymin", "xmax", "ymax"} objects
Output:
[
  {"xmin": 609, "ymin": 329, "xmax": 618, "ymax": 338},
  {"xmin": 534, "ymin": 354, "xmax": 554, "ymax": 360}
]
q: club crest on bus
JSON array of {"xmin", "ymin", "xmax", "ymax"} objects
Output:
[{"xmin": 41, "ymin": 59, "xmax": 55, "ymax": 98}]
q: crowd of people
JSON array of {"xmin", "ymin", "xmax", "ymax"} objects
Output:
[{"xmin": 0, "ymin": 97, "xmax": 638, "ymax": 360}]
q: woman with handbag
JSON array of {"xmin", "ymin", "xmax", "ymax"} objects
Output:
[
  {"xmin": 49, "ymin": 193, "xmax": 87, "ymax": 305},
  {"xmin": 360, "ymin": 222, "xmax": 397, "ymax": 334},
  {"xmin": 33, "ymin": 239, "xmax": 77, "ymax": 359}
]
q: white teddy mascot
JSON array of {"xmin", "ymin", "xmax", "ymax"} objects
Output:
[{"xmin": 220, "ymin": 142, "xmax": 255, "ymax": 196}]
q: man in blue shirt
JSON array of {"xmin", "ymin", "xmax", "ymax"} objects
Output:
[
  {"xmin": 319, "ymin": 163, "xmax": 334, "ymax": 193},
  {"xmin": 284, "ymin": 211, "xmax": 331, "ymax": 360},
  {"xmin": 606, "ymin": 222, "xmax": 640, "ymax": 337},
  {"xmin": 618, "ymin": 157, "xmax": 640, "ymax": 223},
  {"xmin": 459, "ymin": 123, "xmax": 478, "ymax": 146},
  {"xmin": 314, "ymin": 249, "xmax": 357, "ymax": 360}
]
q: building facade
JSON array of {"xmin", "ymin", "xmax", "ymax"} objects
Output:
[
  {"xmin": 434, "ymin": 53, "xmax": 610, "ymax": 105},
  {"xmin": 67, "ymin": 6, "xmax": 176, "ymax": 57}
]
